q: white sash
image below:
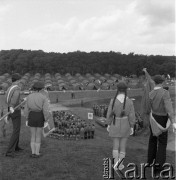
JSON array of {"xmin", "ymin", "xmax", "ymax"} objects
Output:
[
  {"xmin": 150, "ymin": 113, "xmax": 171, "ymax": 136},
  {"xmin": 6, "ymin": 85, "xmax": 18, "ymax": 104}
]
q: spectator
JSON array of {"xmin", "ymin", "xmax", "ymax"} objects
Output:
[
  {"xmin": 106, "ymin": 81, "xmax": 135, "ymax": 170},
  {"xmin": 24, "ymin": 82, "xmax": 51, "ymax": 158}
]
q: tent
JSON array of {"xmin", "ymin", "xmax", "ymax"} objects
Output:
[
  {"xmin": 88, "ymin": 76, "xmax": 95, "ymax": 82},
  {"xmin": 56, "ymin": 76, "xmax": 62, "ymax": 80},
  {"xmin": 86, "ymin": 83, "xmax": 97, "ymax": 90},
  {"xmin": 35, "ymin": 73, "xmax": 41, "ymax": 77},
  {"xmin": 22, "ymin": 75, "xmax": 29, "ymax": 81},
  {"xmin": 45, "ymin": 79, "xmax": 52, "ymax": 84},
  {"xmin": 72, "ymin": 83, "xmax": 82, "ymax": 90},
  {"xmin": 99, "ymin": 76, "xmax": 106, "ymax": 82},
  {"xmin": 70, "ymin": 79, "xmax": 77, "ymax": 84},
  {"xmin": 113, "ymin": 74, "xmax": 122, "ymax": 79},
  {"xmin": 86, "ymin": 73, "xmax": 91, "ymax": 78},
  {"xmin": 0, "ymin": 82, "xmax": 9, "ymax": 91},
  {"xmin": 101, "ymin": 83, "xmax": 110, "ymax": 90},
  {"xmin": 82, "ymin": 79, "xmax": 89, "ymax": 85},
  {"xmin": 78, "ymin": 76, "xmax": 84, "ymax": 81},
  {"xmin": 110, "ymin": 76, "xmax": 118, "ymax": 82},
  {"xmin": 110, "ymin": 84, "xmax": 117, "ymax": 90},
  {"xmin": 45, "ymin": 76, "xmax": 52, "ymax": 81},
  {"xmin": 32, "ymin": 79, "xmax": 39, "ymax": 84},
  {"xmin": 4, "ymin": 73, "xmax": 10, "ymax": 77},
  {"xmin": 55, "ymin": 73, "xmax": 60, "ymax": 77},
  {"xmin": 0, "ymin": 76, "xmax": 6, "ymax": 81},
  {"xmin": 20, "ymin": 79, "xmax": 27, "ymax": 85},
  {"xmin": 59, "ymin": 83, "xmax": 68, "ymax": 90},
  {"xmin": 94, "ymin": 79, "xmax": 101, "ymax": 85},
  {"xmin": 45, "ymin": 73, "xmax": 51, "ymax": 76},
  {"xmin": 75, "ymin": 73, "xmax": 81, "ymax": 77},
  {"xmin": 24, "ymin": 73, "xmax": 30, "ymax": 77},
  {"xmin": 94, "ymin": 73, "xmax": 101, "ymax": 77},
  {"xmin": 107, "ymin": 79, "xmax": 113, "ymax": 84},
  {"xmin": 57, "ymin": 79, "xmax": 64, "ymax": 84},
  {"xmin": 105, "ymin": 73, "xmax": 110, "ymax": 77},
  {"xmin": 67, "ymin": 76, "xmax": 74, "ymax": 80},
  {"xmin": 65, "ymin": 73, "xmax": 71, "ymax": 77}
]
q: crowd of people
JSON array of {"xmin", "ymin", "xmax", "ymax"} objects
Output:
[
  {"xmin": 92, "ymin": 104, "xmax": 108, "ymax": 118},
  {"xmin": 50, "ymin": 111, "xmax": 95, "ymax": 140}
]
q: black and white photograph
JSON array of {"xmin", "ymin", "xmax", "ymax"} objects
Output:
[{"xmin": 0, "ymin": 0, "xmax": 175, "ymax": 179}]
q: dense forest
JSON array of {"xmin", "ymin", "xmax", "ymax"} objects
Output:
[{"xmin": 0, "ymin": 49, "xmax": 175, "ymax": 77}]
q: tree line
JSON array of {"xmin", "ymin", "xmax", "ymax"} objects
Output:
[{"xmin": 0, "ymin": 49, "xmax": 175, "ymax": 77}]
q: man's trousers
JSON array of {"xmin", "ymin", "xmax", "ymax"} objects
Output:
[
  {"xmin": 6, "ymin": 110, "xmax": 21, "ymax": 154},
  {"xmin": 147, "ymin": 114, "xmax": 168, "ymax": 170}
]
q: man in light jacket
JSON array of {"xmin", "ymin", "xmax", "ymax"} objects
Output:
[
  {"xmin": 147, "ymin": 75, "xmax": 176, "ymax": 173},
  {"xmin": 5, "ymin": 73, "xmax": 24, "ymax": 157}
]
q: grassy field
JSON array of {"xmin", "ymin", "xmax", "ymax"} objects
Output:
[
  {"xmin": 0, "ymin": 106, "xmax": 175, "ymax": 180},
  {"xmin": 0, "ymin": 89, "xmax": 175, "ymax": 180}
]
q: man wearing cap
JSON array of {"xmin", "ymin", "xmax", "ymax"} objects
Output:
[
  {"xmin": 5, "ymin": 73, "xmax": 24, "ymax": 157},
  {"xmin": 147, "ymin": 75, "xmax": 176, "ymax": 173}
]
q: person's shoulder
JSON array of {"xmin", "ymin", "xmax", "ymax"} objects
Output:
[{"xmin": 39, "ymin": 92, "xmax": 48, "ymax": 100}]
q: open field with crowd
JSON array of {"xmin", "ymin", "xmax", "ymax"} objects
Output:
[{"xmin": 0, "ymin": 85, "xmax": 175, "ymax": 180}]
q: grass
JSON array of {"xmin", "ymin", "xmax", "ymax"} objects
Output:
[
  {"xmin": 0, "ymin": 89, "xmax": 175, "ymax": 180},
  {"xmin": 0, "ymin": 106, "xmax": 175, "ymax": 180}
]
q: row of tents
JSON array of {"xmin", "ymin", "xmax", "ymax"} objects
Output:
[{"xmin": 0, "ymin": 72, "xmax": 142, "ymax": 91}]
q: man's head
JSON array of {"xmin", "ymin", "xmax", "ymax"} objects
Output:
[
  {"xmin": 153, "ymin": 75, "xmax": 165, "ymax": 85},
  {"xmin": 32, "ymin": 81, "xmax": 44, "ymax": 91},
  {"xmin": 11, "ymin": 73, "xmax": 21, "ymax": 82}
]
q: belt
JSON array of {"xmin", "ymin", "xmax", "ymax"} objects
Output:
[{"xmin": 113, "ymin": 116, "xmax": 128, "ymax": 125}]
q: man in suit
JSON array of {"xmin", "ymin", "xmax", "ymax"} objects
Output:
[{"xmin": 5, "ymin": 73, "xmax": 24, "ymax": 158}]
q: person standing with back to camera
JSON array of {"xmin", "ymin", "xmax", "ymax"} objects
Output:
[
  {"xmin": 147, "ymin": 75, "xmax": 176, "ymax": 174},
  {"xmin": 24, "ymin": 81, "xmax": 51, "ymax": 158},
  {"xmin": 5, "ymin": 73, "xmax": 24, "ymax": 158},
  {"xmin": 106, "ymin": 81, "xmax": 135, "ymax": 170}
]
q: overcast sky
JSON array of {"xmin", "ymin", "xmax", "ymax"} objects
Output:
[{"xmin": 0, "ymin": 0, "xmax": 175, "ymax": 55}]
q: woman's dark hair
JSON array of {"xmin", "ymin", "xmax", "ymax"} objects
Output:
[
  {"xmin": 111, "ymin": 90, "xmax": 127, "ymax": 117},
  {"xmin": 111, "ymin": 81, "xmax": 128, "ymax": 117}
]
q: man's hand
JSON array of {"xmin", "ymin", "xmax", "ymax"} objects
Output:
[
  {"xmin": 9, "ymin": 107, "xmax": 14, "ymax": 113},
  {"xmin": 4, "ymin": 116, "xmax": 9, "ymax": 124},
  {"xmin": 107, "ymin": 125, "xmax": 110, "ymax": 132},
  {"xmin": 172, "ymin": 123, "xmax": 176, "ymax": 132},
  {"xmin": 44, "ymin": 121, "xmax": 49, "ymax": 128},
  {"xmin": 130, "ymin": 127, "xmax": 134, "ymax": 135},
  {"xmin": 23, "ymin": 97, "xmax": 27, "ymax": 101},
  {"xmin": 142, "ymin": 68, "xmax": 147, "ymax": 72}
]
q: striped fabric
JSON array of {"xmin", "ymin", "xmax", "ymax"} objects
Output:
[{"xmin": 5, "ymin": 84, "xmax": 20, "ymax": 105}]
